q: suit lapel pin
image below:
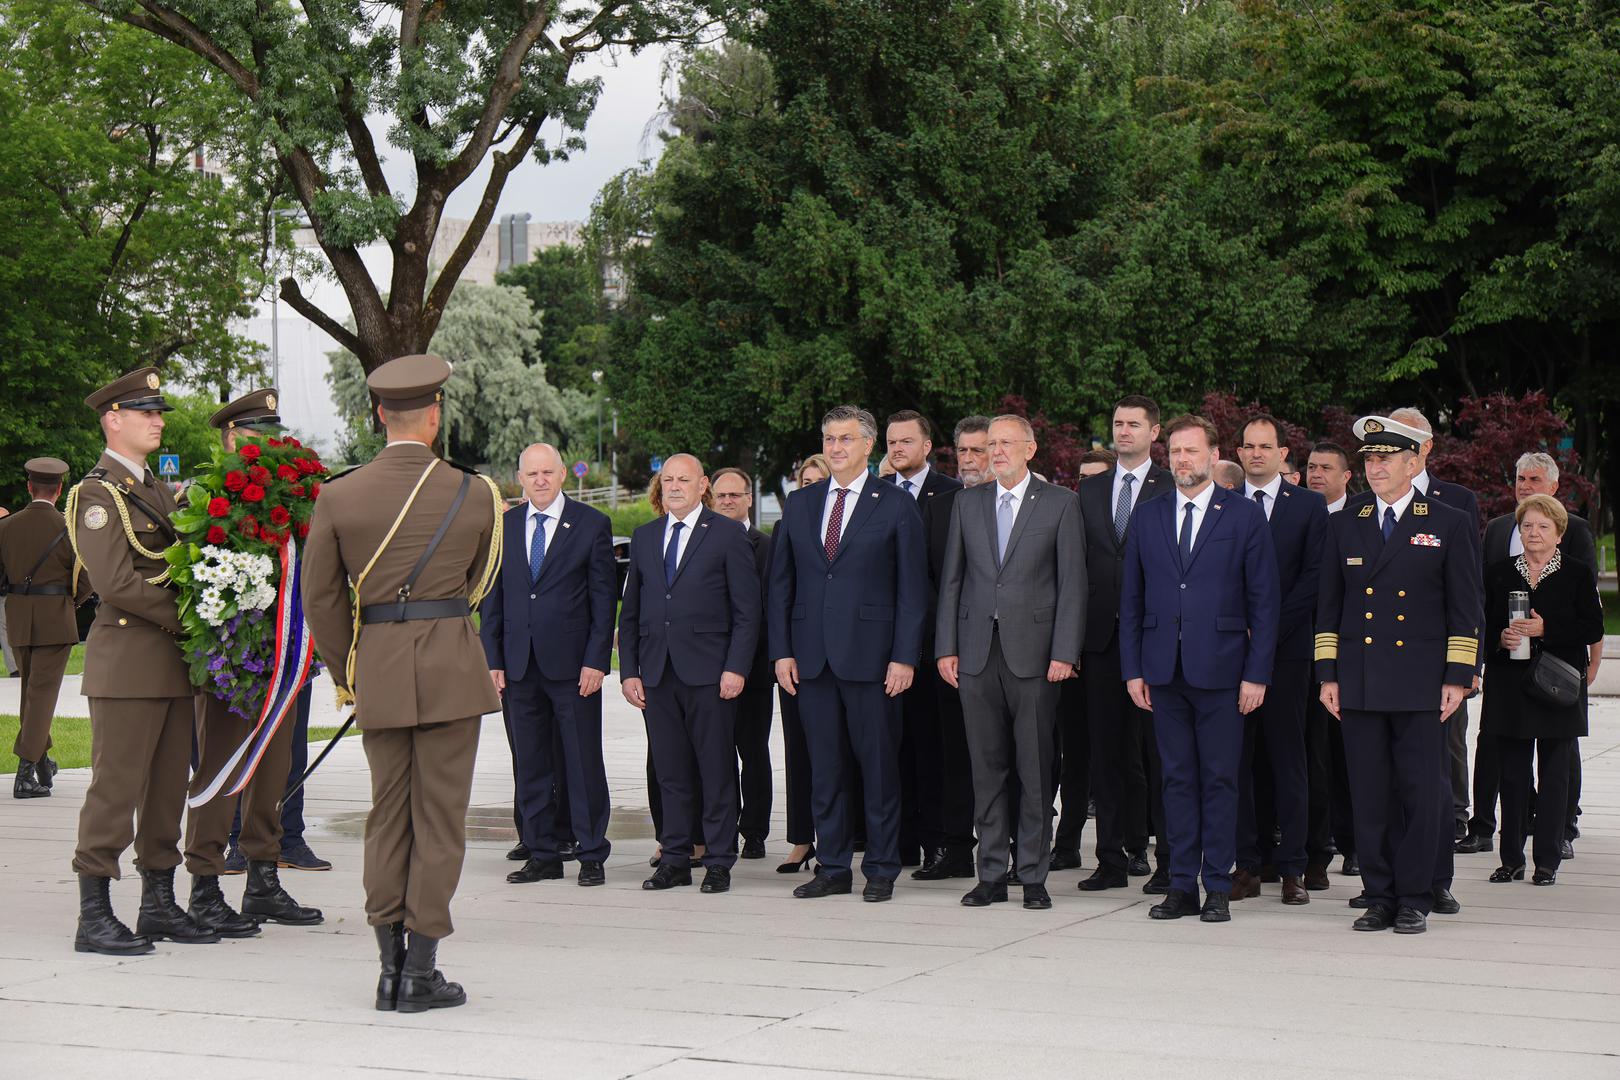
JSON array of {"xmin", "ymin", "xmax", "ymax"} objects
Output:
[
  {"xmin": 562, "ymin": 522, "xmax": 572, "ymax": 528},
  {"xmin": 870, "ymin": 491, "xmax": 879, "ymax": 499}
]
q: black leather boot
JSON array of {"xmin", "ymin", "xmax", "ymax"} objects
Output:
[
  {"xmin": 242, "ymin": 860, "xmax": 324, "ymax": 925},
  {"xmin": 39, "ymin": 754, "xmax": 57, "ymax": 788},
  {"xmin": 13, "ymin": 760, "xmax": 49, "ymax": 799},
  {"xmin": 135, "ymin": 867, "xmax": 219, "ymax": 943},
  {"xmin": 187, "ymin": 874, "xmax": 260, "ymax": 938},
  {"xmin": 396, "ymin": 931, "xmax": 467, "ymax": 1013},
  {"xmin": 374, "ymin": 922, "xmax": 406, "ymax": 1011},
  {"xmin": 74, "ymin": 875, "xmax": 153, "ymax": 955}
]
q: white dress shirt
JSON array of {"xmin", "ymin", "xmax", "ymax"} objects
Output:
[
  {"xmin": 1174, "ymin": 482, "xmax": 1217, "ymax": 551},
  {"xmin": 994, "ymin": 470, "xmax": 1033, "ymax": 514},
  {"xmin": 1243, "ymin": 473, "xmax": 1283, "ymax": 520},
  {"xmin": 1413, "ymin": 469, "xmax": 1432, "ymax": 496},
  {"xmin": 1112, "ymin": 458, "xmax": 1153, "ymax": 519},
  {"xmin": 896, "ymin": 463, "xmax": 930, "ymax": 500},
  {"xmin": 818, "ymin": 468, "xmax": 870, "ymax": 545},
  {"xmin": 1326, "ymin": 493, "xmax": 1347, "ymax": 515},
  {"xmin": 525, "ymin": 491, "xmax": 566, "ymax": 559},
  {"xmin": 1375, "ymin": 486, "xmax": 1417, "ymax": 524},
  {"xmin": 104, "ymin": 448, "xmax": 150, "ymax": 484},
  {"xmin": 663, "ymin": 503, "xmax": 704, "ymax": 568}
]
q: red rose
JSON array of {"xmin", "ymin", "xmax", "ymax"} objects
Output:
[
  {"xmin": 289, "ymin": 483, "xmax": 306, "ymax": 497},
  {"xmin": 239, "ymin": 516, "xmax": 259, "ymax": 536},
  {"xmin": 262, "ymin": 526, "xmax": 286, "ymax": 544},
  {"xmin": 206, "ymin": 526, "xmax": 227, "ymax": 544},
  {"xmin": 207, "ymin": 496, "xmax": 231, "ymax": 518},
  {"xmin": 297, "ymin": 522, "xmax": 310, "ymax": 538},
  {"xmin": 276, "ymin": 464, "xmax": 299, "ymax": 482},
  {"xmin": 224, "ymin": 470, "xmax": 248, "ymax": 492},
  {"xmin": 247, "ymin": 465, "xmax": 271, "ymax": 484},
  {"xmin": 239, "ymin": 444, "xmax": 262, "ymax": 462},
  {"xmin": 267, "ymin": 437, "xmax": 283, "ymax": 447},
  {"xmin": 287, "ymin": 437, "xmax": 302, "ymax": 448},
  {"xmin": 311, "ymin": 482, "xmax": 321, "ymax": 499},
  {"xmin": 242, "ymin": 484, "xmax": 265, "ymax": 503},
  {"xmin": 269, "ymin": 505, "xmax": 291, "ymax": 526}
]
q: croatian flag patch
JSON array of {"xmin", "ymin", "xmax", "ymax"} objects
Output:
[{"xmin": 1410, "ymin": 533, "xmax": 1442, "ymax": 547}]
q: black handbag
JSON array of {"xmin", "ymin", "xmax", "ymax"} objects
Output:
[{"xmin": 1524, "ymin": 644, "xmax": 1583, "ymax": 709}]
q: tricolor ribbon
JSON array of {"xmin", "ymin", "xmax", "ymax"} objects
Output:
[{"xmin": 187, "ymin": 537, "xmax": 316, "ymax": 808}]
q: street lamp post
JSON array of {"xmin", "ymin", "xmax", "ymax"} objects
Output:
[{"xmin": 592, "ymin": 368, "xmax": 605, "ymax": 478}]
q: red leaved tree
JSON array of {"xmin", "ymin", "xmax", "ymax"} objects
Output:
[
  {"xmin": 996, "ymin": 395, "xmax": 1085, "ymax": 489},
  {"xmin": 1429, "ymin": 392, "xmax": 1596, "ymax": 522}
]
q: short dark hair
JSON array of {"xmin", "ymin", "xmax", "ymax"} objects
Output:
[
  {"xmin": 1163, "ymin": 414, "xmax": 1219, "ymax": 449},
  {"xmin": 1310, "ymin": 441, "xmax": 1351, "ymax": 471},
  {"xmin": 710, "ymin": 466, "xmax": 752, "ymax": 489},
  {"xmin": 1241, "ymin": 414, "xmax": 1286, "ymax": 446},
  {"xmin": 953, "ymin": 415, "xmax": 992, "ymax": 444},
  {"xmin": 26, "ymin": 480, "xmax": 62, "ymax": 500},
  {"xmin": 1114, "ymin": 394, "xmax": 1161, "ymax": 426},
  {"xmin": 886, "ymin": 410, "xmax": 934, "ymax": 443},
  {"xmin": 1080, "ymin": 448, "xmax": 1118, "ymax": 467}
]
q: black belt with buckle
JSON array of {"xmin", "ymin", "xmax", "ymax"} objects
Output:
[
  {"xmin": 7, "ymin": 584, "xmax": 68, "ymax": 596},
  {"xmin": 359, "ymin": 598, "xmax": 471, "ymax": 624}
]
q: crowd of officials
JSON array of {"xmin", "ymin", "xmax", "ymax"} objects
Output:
[{"xmin": 7, "ymin": 358, "xmax": 1603, "ymax": 1014}]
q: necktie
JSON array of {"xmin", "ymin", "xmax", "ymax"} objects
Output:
[
  {"xmin": 824, "ymin": 488, "xmax": 849, "ymax": 560},
  {"xmin": 665, "ymin": 521, "xmax": 684, "ymax": 586},
  {"xmin": 529, "ymin": 514, "xmax": 548, "ymax": 583},
  {"xmin": 1254, "ymin": 489, "xmax": 1267, "ymax": 517},
  {"xmin": 1382, "ymin": 506, "xmax": 1396, "ymax": 542},
  {"xmin": 1114, "ymin": 473, "xmax": 1136, "ymax": 544},
  {"xmin": 1179, "ymin": 501, "xmax": 1195, "ymax": 564},
  {"xmin": 901, "ymin": 479, "xmax": 914, "ymax": 495},
  {"xmin": 997, "ymin": 491, "xmax": 1016, "ymax": 563}
]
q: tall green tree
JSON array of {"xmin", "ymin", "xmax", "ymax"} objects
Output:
[{"xmin": 496, "ymin": 243, "xmax": 608, "ymax": 393}]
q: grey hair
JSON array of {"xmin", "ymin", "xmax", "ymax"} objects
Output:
[
  {"xmin": 1388, "ymin": 407, "xmax": 1433, "ymax": 436},
  {"xmin": 990, "ymin": 413, "xmax": 1036, "ymax": 441},
  {"xmin": 821, "ymin": 404, "xmax": 878, "ymax": 442},
  {"xmin": 953, "ymin": 415, "xmax": 992, "ymax": 443},
  {"xmin": 1515, "ymin": 451, "xmax": 1559, "ymax": 483}
]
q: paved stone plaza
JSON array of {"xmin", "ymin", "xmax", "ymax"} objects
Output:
[{"xmin": 2, "ymin": 676, "xmax": 1617, "ymax": 1079}]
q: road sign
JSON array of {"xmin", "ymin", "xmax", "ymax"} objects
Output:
[
  {"xmin": 158, "ymin": 454, "xmax": 180, "ymax": 477},
  {"xmin": 572, "ymin": 461, "xmax": 589, "ymax": 479},
  {"xmin": 649, "ymin": 455, "xmax": 664, "ymax": 473}
]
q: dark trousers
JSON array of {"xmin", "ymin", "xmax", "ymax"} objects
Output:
[
  {"xmin": 959, "ymin": 631, "xmax": 1061, "ymax": 885},
  {"xmin": 1151, "ymin": 672, "xmax": 1242, "ymax": 895},
  {"xmin": 1446, "ymin": 697, "xmax": 1471, "ymax": 828},
  {"xmin": 505, "ymin": 661, "xmax": 611, "ymax": 863},
  {"xmin": 1433, "ymin": 713, "xmax": 1456, "ymax": 890},
  {"xmin": 1237, "ymin": 658, "xmax": 1310, "ymax": 876},
  {"xmin": 1305, "ymin": 693, "xmax": 1356, "ymax": 860},
  {"xmin": 798, "ymin": 671, "xmax": 902, "ymax": 881},
  {"xmin": 1053, "ymin": 676, "xmax": 1090, "ymax": 854},
  {"xmin": 1341, "ymin": 708, "xmax": 1442, "ymax": 913},
  {"xmin": 777, "ymin": 686, "xmax": 815, "ymax": 846},
  {"xmin": 646, "ymin": 750, "xmax": 699, "ymax": 841},
  {"xmin": 509, "ymin": 704, "xmax": 575, "ymax": 845},
  {"xmin": 1468, "ymin": 728, "xmax": 1502, "ymax": 839},
  {"xmin": 1499, "ymin": 736, "xmax": 1572, "ymax": 873},
  {"xmin": 896, "ymin": 664, "xmax": 930, "ymax": 858},
  {"xmin": 933, "ymin": 673, "xmax": 977, "ymax": 853},
  {"xmin": 231, "ymin": 683, "xmax": 312, "ymax": 851},
  {"xmin": 1085, "ymin": 644, "xmax": 1167, "ymax": 874},
  {"xmin": 645, "ymin": 663, "xmax": 739, "ymax": 870},
  {"xmin": 736, "ymin": 678, "xmax": 774, "ymax": 842}
]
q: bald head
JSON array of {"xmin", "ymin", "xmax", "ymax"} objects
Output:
[
  {"xmin": 659, "ymin": 453, "xmax": 708, "ymax": 517},
  {"xmin": 518, "ymin": 442, "xmax": 565, "ymax": 509}
]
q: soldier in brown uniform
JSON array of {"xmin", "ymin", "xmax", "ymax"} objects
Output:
[
  {"xmin": 301, "ymin": 354, "xmax": 503, "ymax": 1013},
  {"xmin": 181, "ymin": 389, "xmax": 323, "ymax": 939},
  {"xmin": 67, "ymin": 368, "xmax": 219, "ymax": 953},
  {"xmin": 2, "ymin": 457, "xmax": 90, "ymax": 798}
]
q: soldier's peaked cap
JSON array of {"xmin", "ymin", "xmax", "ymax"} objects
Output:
[
  {"xmin": 24, "ymin": 457, "xmax": 70, "ymax": 484},
  {"xmin": 85, "ymin": 367, "xmax": 174, "ymax": 414},
  {"xmin": 1352, "ymin": 415, "xmax": 1426, "ymax": 456},
  {"xmin": 210, "ymin": 388, "xmax": 282, "ymax": 432},
  {"xmin": 367, "ymin": 354, "xmax": 453, "ymax": 410}
]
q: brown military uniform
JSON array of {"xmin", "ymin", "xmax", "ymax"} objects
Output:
[
  {"xmin": 301, "ymin": 434, "xmax": 501, "ymax": 938},
  {"xmin": 1, "ymin": 489, "xmax": 89, "ymax": 763},
  {"xmin": 68, "ymin": 450, "xmax": 192, "ymax": 878}
]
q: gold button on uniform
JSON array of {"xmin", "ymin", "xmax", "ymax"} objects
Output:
[
  {"xmin": 1365, "ymin": 587, "xmax": 1374, "ymax": 595},
  {"xmin": 118, "ymin": 618, "xmax": 128, "ymax": 626},
  {"xmin": 1397, "ymin": 614, "xmax": 1405, "ymax": 621},
  {"xmin": 1365, "ymin": 612, "xmax": 1373, "ymax": 619},
  {"xmin": 1364, "ymin": 636, "xmax": 1373, "ymax": 644},
  {"xmin": 1398, "ymin": 590, "xmax": 1406, "ymax": 597},
  {"xmin": 1396, "ymin": 640, "xmax": 1404, "ymax": 647}
]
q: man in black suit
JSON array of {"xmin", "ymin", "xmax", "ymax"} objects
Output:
[
  {"xmin": 710, "ymin": 467, "xmax": 775, "ymax": 859},
  {"xmin": 769, "ymin": 405, "xmax": 929, "ymax": 902},
  {"xmin": 884, "ymin": 410, "xmax": 964, "ymax": 874},
  {"xmin": 1458, "ymin": 451, "xmax": 1599, "ymax": 856},
  {"xmin": 621, "ymin": 455, "xmax": 761, "ymax": 893},
  {"xmin": 1075, "ymin": 395, "xmax": 1174, "ymax": 893},
  {"xmin": 912, "ymin": 416, "xmax": 992, "ymax": 882},
  {"xmin": 1304, "ymin": 442, "xmax": 1359, "ymax": 878},
  {"xmin": 480, "ymin": 443, "xmax": 617, "ymax": 887},
  {"xmin": 1231, "ymin": 416, "xmax": 1328, "ymax": 905}
]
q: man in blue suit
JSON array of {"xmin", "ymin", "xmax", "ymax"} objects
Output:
[
  {"xmin": 770, "ymin": 405, "xmax": 929, "ymax": 903},
  {"xmin": 1231, "ymin": 415, "xmax": 1328, "ymax": 905},
  {"xmin": 480, "ymin": 443, "xmax": 616, "ymax": 887},
  {"xmin": 620, "ymin": 454, "xmax": 760, "ymax": 894},
  {"xmin": 1121, "ymin": 414, "xmax": 1280, "ymax": 923}
]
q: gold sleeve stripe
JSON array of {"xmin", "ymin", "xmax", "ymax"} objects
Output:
[
  {"xmin": 1315, "ymin": 632, "xmax": 1338, "ymax": 661},
  {"xmin": 1446, "ymin": 637, "xmax": 1478, "ymax": 665}
]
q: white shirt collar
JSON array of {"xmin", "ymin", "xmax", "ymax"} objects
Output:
[
  {"xmin": 897, "ymin": 462, "xmax": 930, "ymax": 496},
  {"xmin": 830, "ymin": 469, "xmax": 870, "ymax": 498},
  {"xmin": 104, "ymin": 448, "xmax": 149, "ymax": 481},
  {"xmin": 1176, "ymin": 482, "xmax": 1216, "ymax": 517},
  {"xmin": 527, "ymin": 491, "xmax": 565, "ymax": 521},
  {"xmin": 383, "ymin": 438, "xmax": 431, "ymax": 450},
  {"xmin": 667, "ymin": 503, "xmax": 704, "ymax": 532},
  {"xmin": 995, "ymin": 470, "xmax": 1033, "ymax": 504},
  {"xmin": 1375, "ymin": 486, "xmax": 1417, "ymax": 522},
  {"xmin": 1413, "ymin": 469, "xmax": 1431, "ymax": 495},
  {"xmin": 1116, "ymin": 459, "xmax": 1152, "ymax": 485},
  {"xmin": 1244, "ymin": 473, "xmax": 1283, "ymax": 503},
  {"xmin": 29, "ymin": 498, "xmax": 55, "ymax": 506},
  {"xmin": 1326, "ymin": 493, "xmax": 1347, "ymax": 515}
]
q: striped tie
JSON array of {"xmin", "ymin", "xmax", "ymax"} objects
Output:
[{"xmin": 1114, "ymin": 473, "xmax": 1136, "ymax": 544}]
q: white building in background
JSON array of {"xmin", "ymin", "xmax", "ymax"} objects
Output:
[{"xmin": 225, "ymin": 215, "xmax": 585, "ymax": 459}]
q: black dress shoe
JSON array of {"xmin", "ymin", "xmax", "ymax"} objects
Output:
[
  {"xmin": 1348, "ymin": 891, "xmax": 1371, "ymax": 909},
  {"xmin": 136, "ymin": 867, "xmax": 220, "ymax": 944},
  {"xmin": 793, "ymin": 872, "xmax": 852, "ymax": 898},
  {"xmin": 740, "ymin": 837, "xmax": 767, "ymax": 860},
  {"xmin": 1454, "ymin": 832, "xmax": 1491, "ymax": 854},
  {"xmin": 961, "ymin": 881, "xmax": 1008, "ymax": 907},
  {"xmin": 242, "ymin": 861, "xmax": 324, "ymax": 925},
  {"xmin": 1393, "ymin": 906, "xmax": 1427, "ymax": 934},
  {"xmin": 912, "ymin": 849, "xmax": 975, "ymax": 880},
  {"xmin": 642, "ymin": 864, "xmax": 692, "ymax": 890},
  {"xmin": 1341, "ymin": 853, "xmax": 1360, "ymax": 876},
  {"xmin": 1048, "ymin": 847, "xmax": 1082, "ymax": 872},
  {"xmin": 576, "ymin": 860, "xmax": 605, "ymax": 887},
  {"xmin": 1126, "ymin": 852, "xmax": 1151, "ymax": 877},
  {"xmin": 1352, "ymin": 905, "xmax": 1395, "ymax": 931},
  {"xmin": 74, "ymin": 876, "xmax": 153, "ymax": 955},
  {"xmin": 1558, "ymin": 839, "xmax": 1574, "ymax": 861},
  {"xmin": 397, "ymin": 931, "xmax": 466, "ymax": 1013},
  {"xmin": 1200, "ymin": 891, "xmax": 1232, "ymax": 922},
  {"xmin": 507, "ymin": 858, "xmax": 563, "ymax": 884},
  {"xmin": 505, "ymin": 842, "xmax": 528, "ymax": 861},
  {"xmin": 1489, "ymin": 865, "xmax": 1525, "ymax": 883},
  {"xmin": 1023, "ymin": 883, "xmax": 1052, "ymax": 910},
  {"xmin": 863, "ymin": 877, "xmax": 895, "ymax": 903},
  {"xmin": 1149, "ymin": 889, "xmax": 1201, "ymax": 920},
  {"xmin": 1532, "ymin": 868, "xmax": 1557, "ymax": 886},
  {"xmin": 1142, "ymin": 866, "xmax": 1170, "ymax": 895},
  {"xmin": 1431, "ymin": 887, "xmax": 1461, "ymax": 915},
  {"xmin": 187, "ymin": 875, "xmax": 260, "ymax": 938},
  {"xmin": 700, "ymin": 866, "xmax": 731, "ymax": 893},
  {"xmin": 1077, "ymin": 867, "xmax": 1128, "ymax": 892},
  {"xmin": 558, "ymin": 840, "xmax": 579, "ymax": 862}
]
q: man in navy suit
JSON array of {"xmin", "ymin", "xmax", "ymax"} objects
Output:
[
  {"xmin": 620, "ymin": 455, "xmax": 760, "ymax": 894},
  {"xmin": 480, "ymin": 443, "xmax": 616, "ymax": 887},
  {"xmin": 1121, "ymin": 414, "xmax": 1280, "ymax": 923},
  {"xmin": 1231, "ymin": 416, "xmax": 1328, "ymax": 905},
  {"xmin": 770, "ymin": 405, "xmax": 929, "ymax": 902}
]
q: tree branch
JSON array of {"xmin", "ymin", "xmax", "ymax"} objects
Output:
[
  {"xmin": 279, "ymin": 276, "xmax": 364, "ymax": 357},
  {"xmin": 80, "ymin": 1, "xmax": 263, "ymax": 100},
  {"xmin": 339, "ymin": 76, "xmax": 391, "ymax": 198}
]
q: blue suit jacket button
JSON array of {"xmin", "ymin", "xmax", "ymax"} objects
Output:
[
  {"xmin": 1179, "ymin": 583, "xmax": 1186, "ymax": 590},
  {"xmin": 826, "ymin": 573, "xmax": 833, "ymax": 580},
  {"xmin": 529, "ymin": 594, "xmax": 536, "ymax": 600}
]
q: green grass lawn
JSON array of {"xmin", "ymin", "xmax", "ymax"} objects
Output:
[
  {"xmin": 0, "ymin": 644, "xmax": 85, "ymax": 678},
  {"xmin": 2, "ymin": 714, "xmax": 352, "ymax": 773},
  {"xmin": 1604, "ymin": 590, "xmax": 1620, "ymax": 637}
]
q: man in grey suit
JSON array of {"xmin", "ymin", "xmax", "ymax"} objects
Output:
[{"xmin": 936, "ymin": 415, "xmax": 1086, "ymax": 910}]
